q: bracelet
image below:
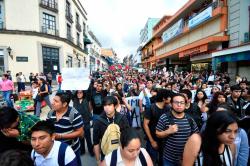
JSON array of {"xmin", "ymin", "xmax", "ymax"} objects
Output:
[{"xmin": 60, "ymin": 134, "xmax": 63, "ymax": 139}]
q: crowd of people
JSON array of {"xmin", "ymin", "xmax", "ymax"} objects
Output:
[{"xmin": 0, "ymin": 68, "xmax": 249, "ymax": 166}]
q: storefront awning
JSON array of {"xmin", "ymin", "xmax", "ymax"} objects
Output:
[
  {"xmin": 84, "ymin": 38, "xmax": 92, "ymax": 45},
  {"xmin": 212, "ymin": 51, "xmax": 250, "ymax": 70}
]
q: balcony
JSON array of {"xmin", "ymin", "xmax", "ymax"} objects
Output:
[
  {"xmin": 41, "ymin": 26, "xmax": 59, "ymax": 36},
  {"xmin": 67, "ymin": 34, "xmax": 74, "ymax": 43},
  {"xmin": 0, "ymin": 22, "xmax": 4, "ymax": 30},
  {"xmin": 147, "ymin": 50, "xmax": 153, "ymax": 57},
  {"xmin": 76, "ymin": 22, "xmax": 82, "ymax": 32},
  {"xmin": 65, "ymin": 12, "xmax": 73, "ymax": 24},
  {"xmin": 40, "ymin": 0, "xmax": 58, "ymax": 13}
]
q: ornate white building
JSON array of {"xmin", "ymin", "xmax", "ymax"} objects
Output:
[{"xmin": 0, "ymin": 0, "xmax": 91, "ymax": 79}]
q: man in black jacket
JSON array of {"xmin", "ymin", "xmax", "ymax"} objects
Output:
[
  {"xmin": 227, "ymin": 85, "xmax": 246, "ymax": 118},
  {"xmin": 93, "ymin": 96, "xmax": 129, "ymax": 165}
]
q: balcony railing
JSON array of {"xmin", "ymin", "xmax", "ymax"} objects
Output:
[
  {"xmin": 67, "ymin": 34, "xmax": 74, "ymax": 43},
  {"xmin": 0, "ymin": 22, "xmax": 4, "ymax": 30},
  {"xmin": 41, "ymin": 26, "xmax": 59, "ymax": 36},
  {"xmin": 66, "ymin": 12, "xmax": 73, "ymax": 24},
  {"xmin": 76, "ymin": 22, "xmax": 82, "ymax": 32},
  {"xmin": 40, "ymin": 0, "xmax": 58, "ymax": 13}
]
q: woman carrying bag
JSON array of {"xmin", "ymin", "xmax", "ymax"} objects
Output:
[{"xmin": 35, "ymin": 77, "xmax": 52, "ymax": 117}]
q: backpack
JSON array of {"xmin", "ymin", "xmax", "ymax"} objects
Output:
[
  {"xmin": 110, "ymin": 149, "xmax": 147, "ymax": 166},
  {"xmin": 47, "ymin": 107, "xmax": 75, "ymax": 124},
  {"xmin": 33, "ymin": 142, "xmax": 68, "ymax": 166},
  {"xmin": 98, "ymin": 115, "xmax": 123, "ymax": 155},
  {"xmin": 93, "ymin": 94, "xmax": 103, "ymax": 107}
]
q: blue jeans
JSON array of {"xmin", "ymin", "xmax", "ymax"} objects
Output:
[
  {"xmin": 58, "ymin": 83, "xmax": 62, "ymax": 92},
  {"xmin": 163, "ymin": 158, "xmax": 179, "ymax": 166},
  {"xmin": 2, "ymin": 91, "xmax": 13, "ymax": 107},
  {"xmin": 35, "ymin": 95, "xmax": 52, "ymax": 117},
  {"xmin": 75, "ymin": 149, "xmax": 82, "ymax": 166},
  {"xmin": 146, "ymin": 140, "xmax": 158, "ymax": 164}
]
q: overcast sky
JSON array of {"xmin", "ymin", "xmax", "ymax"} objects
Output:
[{"xmin": 84, "ymin": 0, "xmax": 188, "ymax": 60}]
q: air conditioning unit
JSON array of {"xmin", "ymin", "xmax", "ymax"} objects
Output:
[
  {"xmin": 244, "ymin": 32, "xmax": 250, "ymax": 43},
  {"xmin": 47, "ymin": 29, "xmax": 55, "ymax": 35}
]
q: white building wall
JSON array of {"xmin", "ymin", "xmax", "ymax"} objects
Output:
[{"xmin": 5, "ymin": 0, "xmax": 40, "ymax": 31}]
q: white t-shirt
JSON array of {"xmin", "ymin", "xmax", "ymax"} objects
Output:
[
  {"xmin": 105, "ymin": 147, "xmax": 148, "ymax": 166},
  {"xmin": 31, "ymin": 141, "xmax": 76, "ymax": 166},
  {"xmin": 208, "ymin": 75, "xmax": 215, "ymax": 82},
  {"xmin": 32, "ymin": 87, "xmax": 39, "ymax": 99},
  {"xmin": 138, "ymin": 88, "xmax": 152, "ymax": 106}
]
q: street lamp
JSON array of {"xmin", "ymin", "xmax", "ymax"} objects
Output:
[{"xmin": 7, "ymin": 46, "xmax": 13, "ymax": 59}]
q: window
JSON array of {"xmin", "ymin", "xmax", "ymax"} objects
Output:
[
  {"xmin": 83, "ymin": 22, "xmax": 86, "ymax": 32},
  {"xmin": 43, "ymin": 13, "xmax": 56, "ymax": 30},
  {"xmin": 77, "ymin": 33, "xmax": 80, "ymax": 44},
  {"xmin": 67, "ymin": 24, "xmax": 71, "ymax": 37},
  {"xmin": 67, "ymin": 56, "xmax": 72, "ymax": 67},
  {"xmin": 42, "ymin": 0, "xmax": 56, "ymax": 8},
  {"xmin": 76, "ymin": 13, "xmax": 79, "ymax": 24},
  {"xmin": 66, "ymin": 0, "xmax": 71, "ymax": 15}
]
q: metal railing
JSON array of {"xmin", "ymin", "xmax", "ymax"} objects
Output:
[
  {"xmin": 41, "ymin": 26, "xmax": 59, "ymax": 36},
  {"xmin": 65, "ymin": 12, "xmax": 73, "ymax": 23},
  {"xmin": 76, "ymin": 22, "xmax": 82, "ymax": 32},
  {"xmin": 40, "ymin": 0, "xmax": 58, "ymax": 12},
  {"xmin": 67, "ymin": 34, "xmax": 74, "ymax": 42}
]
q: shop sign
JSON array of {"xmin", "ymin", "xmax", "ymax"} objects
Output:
[
  {"xmin": 156, "ymin": 59, "xmax": 166, "ymax": 66},
  {"xmin": 188, "ymin": 6, "xmax": 212, "ymax": 29},
  {"xmin": 16, "ymin": 56, "xmax": 28, "ymax": 62},
  {"xmin": 179, "ymin": 44, "xmax": 208, "ymax": 58},
  {"xmin": 162, "ymin": 19, "xmax": 184, "ymax": 43}
]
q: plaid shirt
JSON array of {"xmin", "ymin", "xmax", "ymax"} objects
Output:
[{"xmin": 17, "ymin": 111, "xmax": 40, "ymax": 141}]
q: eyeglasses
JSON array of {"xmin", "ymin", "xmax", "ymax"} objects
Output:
[{"xmin": 172, "ymin": 101, "xmax": 186, "ymax": 105}]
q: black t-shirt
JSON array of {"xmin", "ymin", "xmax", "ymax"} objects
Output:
[
  {"xmin": 91, "ymin": 90, "xmax": 107, "ymax": 115},
  {"xmin": 144, "ymin": 103, "xmax": 170, "ymax": 141},
  {"xmin": 185, "ymin": 103, "xmax": 202, "ymax": 129}
]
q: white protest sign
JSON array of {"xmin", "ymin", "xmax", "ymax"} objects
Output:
[
  {"xmin": 61, "ymin": 68, "xmax": 90, "ymax": 90},
  {"xmin": 126, "ymin": 96, "xmax": 141, "ymax": 128}
]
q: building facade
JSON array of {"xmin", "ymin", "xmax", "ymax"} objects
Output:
[
  {"xmin": 212, "ymin": 0, "xmax": 250, "ymax": 80},
  {"xmin": 153, "ymin": 0, "xmax": 228, "ymax": 72},
  {"xmin": 142, "ymin": 0, "xmax": 250, "ymax": 80},
  {"xmin": 0, "ymin": 0, "xmax": 90, "ymax": 79},
  {"xmin": 139, "ymin": 18, "xmax": 160, "ymax": 46},
  {"xmin": 88, "ymin": 30, "xmax": 108, "ymax": 72}
]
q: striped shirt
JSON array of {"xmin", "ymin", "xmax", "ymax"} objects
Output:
[
  {"xmin": 47, "ymin": 107, "xmax": 84, "ymax": 152},
  {"xmin": 156, "ymin": 112, "xmax": 198, "ymax": 163}
]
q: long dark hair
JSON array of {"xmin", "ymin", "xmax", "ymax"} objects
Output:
[
  {"xmin": 194, "ymin": 89, "xmax": 207, "ymax": 103},
  {"xmin": 73, "ymin": 90, "xmax": 86, "ymax": 100},
  {"xmin": 201, "ymin": 111, "xmax": 237, "ymax": 166},
  {"xmin": 209, "ymin": 92, "xmax": 227, "ymax": 114}
]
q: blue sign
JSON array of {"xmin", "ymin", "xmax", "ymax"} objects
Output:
[
  {"xmin": 162, "ymin": 19, "xmax": 184, "ymax": 43},
  {"xmin": 189, "ymin": 6, "xmax": 212, "ymax": 29}
]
